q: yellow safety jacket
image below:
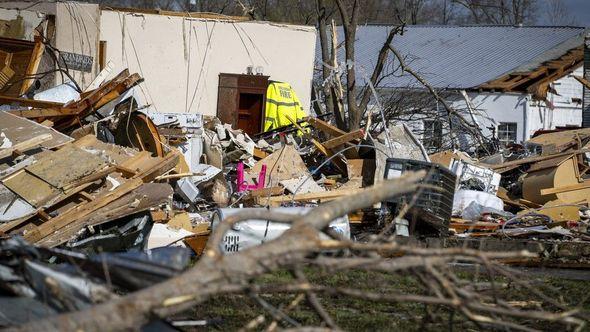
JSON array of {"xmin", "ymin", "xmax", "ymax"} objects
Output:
[{"xmin": 264, "ymin": 81, "xmax": 307, "ymax": 133}]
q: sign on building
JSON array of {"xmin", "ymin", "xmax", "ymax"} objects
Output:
[{"xmin": 58, "ymin": 51, "xmax": 93, "ymax": 73}]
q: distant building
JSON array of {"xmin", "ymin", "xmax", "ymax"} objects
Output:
[{"xmin": 315, "ymin": 25, "xmax": 588, "ymax": 149}]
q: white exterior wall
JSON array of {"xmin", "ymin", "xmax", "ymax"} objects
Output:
[
  {"xmin": 54, "ymin": 2, "xmax": 101, "ymax": 88},
  {"xmin": 451, "ymin": 92, "xmax": 529, "ymax": 141},
  {"xmin": 99, "ymin": 10, "xmax": 317, "ymax": 116}
]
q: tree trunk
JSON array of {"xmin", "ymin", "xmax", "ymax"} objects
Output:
[{"xmin": 316, "ymin": 0, "xmax": 335, "ymax": 119}]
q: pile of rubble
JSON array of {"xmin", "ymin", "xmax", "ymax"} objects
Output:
[
  {"xmin": 2, "ymin": 66, "xmax": 590, "ymax": 327},
  {"xmin": 434, "ymin": 129, "xmax": 590, "ymax": 244}
]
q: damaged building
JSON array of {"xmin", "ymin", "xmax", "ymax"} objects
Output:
[
  {"xmin": 0, "ymin": 1, "xmax": 590, "ymax": 330},
  {"xmin": 0, "ymin": 3, "xmax": 317, "ymax": 134},
  {"xmin": 319, "ymin": 25, "xmax": 589, "ymax": 149}
]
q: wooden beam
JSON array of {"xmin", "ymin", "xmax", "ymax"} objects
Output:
[
  {"xmin": 0, "ymin": 95, "xmax": 63, "ymax": 108},
  {"xmin": 256, "ymin": 188, "xmax": 364, "ymax": 206},
  {"xmin": 322, "ymin": 129, "xmax": 364, "ymax": 149},
  {"xmin": 8, "ymin": 107, "xmax": 78, "ymax": 118},
  {"xmin": 305, "ymin": 116, "xmax": 348, "ymax": 137},
  {"xmin": 19, "ymin": 38, "xmax": 45, "ymax": 95},
  {"xmin": 574, "ymin": 75, "xmax": 590, "ymax": 89},
  {"xmin": 484, "ymin": 148, "xmax": 590, "ymax": 170}
]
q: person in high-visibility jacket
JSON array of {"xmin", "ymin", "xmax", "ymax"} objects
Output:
[{"xmin": 264, "ymin": 81, "xmax": 307, "ymax": 133}]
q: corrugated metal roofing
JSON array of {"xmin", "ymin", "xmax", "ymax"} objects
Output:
[{"xmin": 315, "ymin": 25, "xmax": 587, "ymax": 89}]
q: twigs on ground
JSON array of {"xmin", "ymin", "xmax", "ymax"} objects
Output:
[{"xmin": 10, "ymin": 171, "xmax": 587, "ymax": 332}]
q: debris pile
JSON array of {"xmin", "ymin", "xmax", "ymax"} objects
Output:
[
  {"xmin": 0, "ymin": 2, "xmax": 588, "ymax": 330},
  {"xmin": 435, "ymin": 129, "xmax": 590, "ymax": 252},
  {"xmin": 3, "ymin": 71, "xmax": 590, "ymax": 258}
]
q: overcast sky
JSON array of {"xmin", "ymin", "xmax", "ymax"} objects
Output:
[{"xmin": 554, "ymin": 0, "xmax": 590, "ymax": 26}]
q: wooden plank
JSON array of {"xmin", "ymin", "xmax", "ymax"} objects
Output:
[
  {"xmin": 322, "ymin": 129, "xmax": 364, "ymax": 149},
  {"xmin": 247, "ymin": 186, "xmax": 284, "ymax": 197},
  {"xmin": 485, "ymin": 148, "xmax": 590, "ymax": 170},
  {"xmin": 62, "ymin": 166, "xmax": 116, "ymax": 191},
  {"xmin": 0, "ymin": 133, "xmax": 52, "ymax": 160},
  {"xmin": 8, "ymin": 107, "xmax": 80, "ymax": 118},
  {"xmin": 449, "ymin": 221, "xmax": 500, "ymax": 231},
  {"xmin": 24, "ymin": 177, "xmax": 144, "ymax": 244},
  {"xmin": 0, "ymin": 180, "xmax": 99, "ymax": 235},
  {"xmin": 98, "ymin": 41, "xmax": 107, "ymax": 71},
  {"xmin": 305, "ymin": 116, "xmax": 348, "ymax": 137},
  {"xmin": 26, "ymin": 145, "xmax": 109, "ymax": 189},
  {"xmin": 19, "ymin": 38, "xmax": 45, "ymax": 95},
  {"xmin": 2, "ymin": 170, "xmax": 60, "ymax": 207},
  {"xmin": 257, "ymin": 188, "xmax": 364, "ymax": 206},
  {"xmin": 135, "ymin": 151, "xmax": 180, "ymax": 183},
  {"xmin": 37, "ymin": 182, "xmax": 173, "ymax": 247},
  {"xmin": 253, "ymin": 147, "xmax": 269, "ymax": 159},
  {"xmin": 574, "ymin": 75, "xmax": 590, "ymax": 89},
  {"xmin": 0, "ymin": 95, "xmax": 62, "ymax": 108},
  {"xmin": 0, "ymin": 112, "xmax": 72, "ymax": 149}
]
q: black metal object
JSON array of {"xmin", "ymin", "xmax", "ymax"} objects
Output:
[{"xmin": 383, "ymin": 158, "xmax": 456, "ymax": 235}]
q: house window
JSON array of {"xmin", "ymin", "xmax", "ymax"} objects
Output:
[
  {"xmin": 497, "ymin": 122, "xmax": 517, "ymax": 145},
  {"xmin": 423, "ymin": 120, "xmax": 442, "ymax": 149}
]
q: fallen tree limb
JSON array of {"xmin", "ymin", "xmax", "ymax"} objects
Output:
[
  {"xmin": 11, "ymin": 172, "xmax": 426, "ymax": 331},
  {"xmin": 10, "ymin": 172, "xmax": 585, "ymax": 331}
]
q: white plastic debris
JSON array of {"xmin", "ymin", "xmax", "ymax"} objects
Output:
[{"xmin": 147, "ymin": 223, "xmax": 194, "ymax": 249}]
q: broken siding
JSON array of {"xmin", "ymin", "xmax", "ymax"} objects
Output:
[
  {"xmin": 99, "ymin": 11, "xmax": 317, "ymax": 116},
  {"xmin": 550, "ymin": 66, "xmax": 584, "ymax": 108}
]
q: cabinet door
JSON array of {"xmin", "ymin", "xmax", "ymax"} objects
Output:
[{"xmin": 217, "ymin": 85, "xmax": 238, "ymax": 127}]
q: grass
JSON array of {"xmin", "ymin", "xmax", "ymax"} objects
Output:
[{"xmin": 177, "ymin": 266, "xmax": 590, "ymax": 331}]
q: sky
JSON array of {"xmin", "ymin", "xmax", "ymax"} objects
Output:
[{"xmin": 557, "ymin": 0, "xmax": 590, "ymax": 26}]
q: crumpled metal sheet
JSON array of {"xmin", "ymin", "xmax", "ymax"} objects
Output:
[{"xmin": 212, "ymin": 207, "xmax": 351, "ymax": 253}]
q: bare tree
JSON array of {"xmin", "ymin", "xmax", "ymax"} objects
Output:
[
  {"xmin": 333, "ymin": 0, "xmax": 363, "ymax": 131},
  {"xmin": 544, "ymin": 0, "xmax": 578, "ymax": 26},
  {"xmin": 452, "ymin": 0, "xmax": 538, "ymax": 25}
]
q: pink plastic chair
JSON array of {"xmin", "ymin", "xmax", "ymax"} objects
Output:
[{"xmin": 237, "ymin": 161, "xmax": 266, "ymax": 192}]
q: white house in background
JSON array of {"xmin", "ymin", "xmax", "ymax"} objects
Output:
[{"xmin": 317, "ymin": 25, "xmax": 587, "ymax": 148}]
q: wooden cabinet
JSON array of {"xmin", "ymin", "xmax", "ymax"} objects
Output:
[{"xmin": 216, "ymin": 73, "xmax": 269, "ymax": 136}]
